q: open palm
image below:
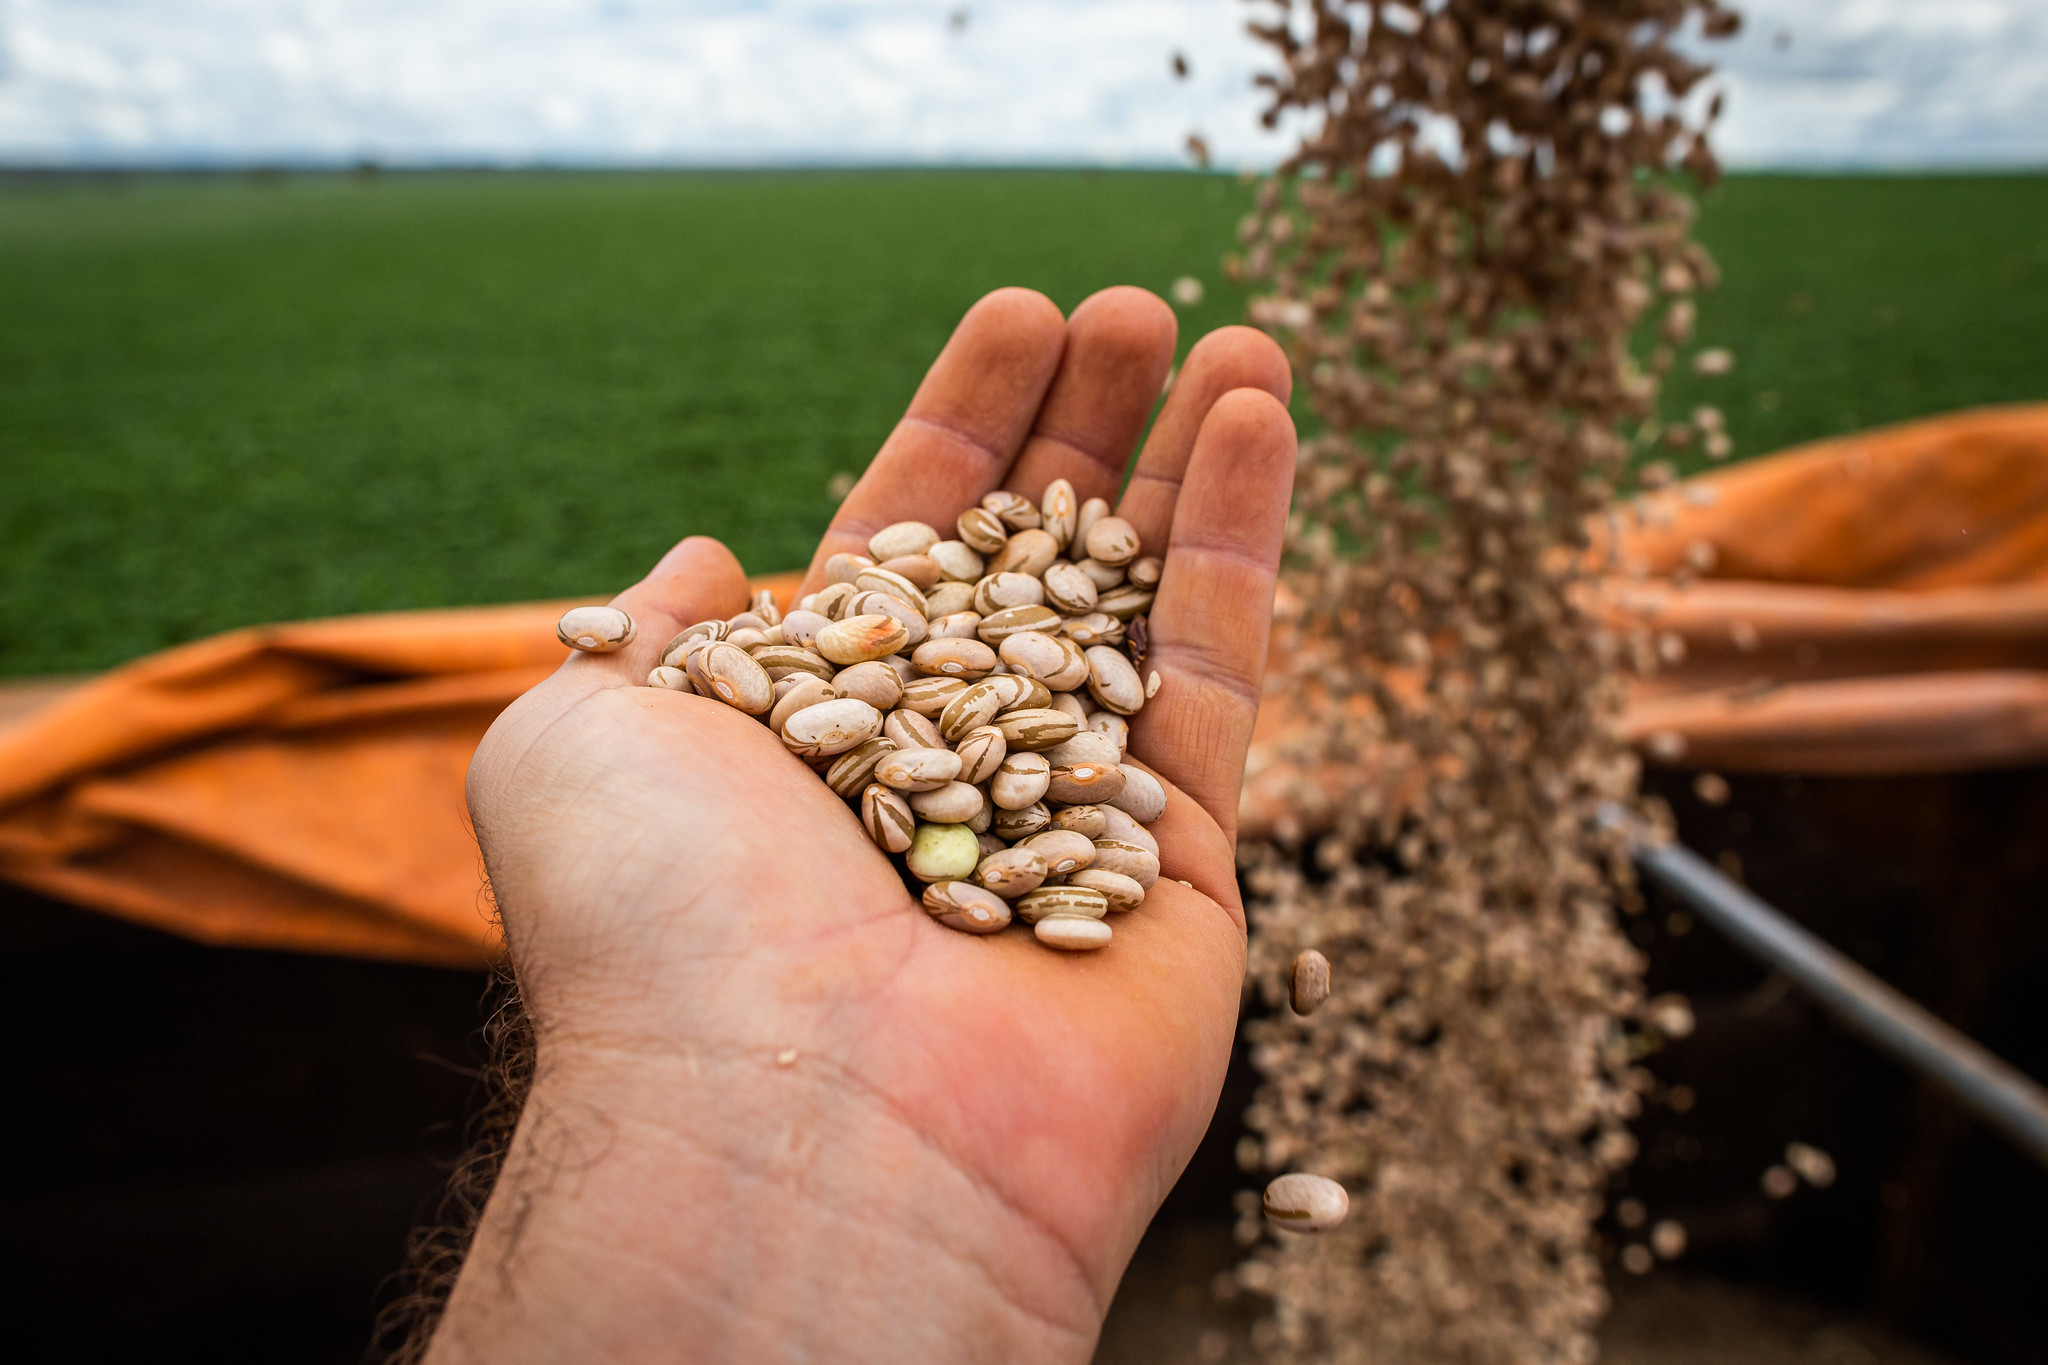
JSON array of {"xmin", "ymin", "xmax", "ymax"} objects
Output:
[{"xmin": 446, "ymin": 287, "xmax": 1295, "ymax": 1363}]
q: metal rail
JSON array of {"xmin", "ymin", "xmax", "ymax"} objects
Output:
[{"xmin": 1600, "ymin": 804, "xmax": 2048, "ymax": 1170}]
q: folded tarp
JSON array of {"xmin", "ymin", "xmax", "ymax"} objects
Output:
[
  {"xmin": 3, "ymin": 406, "xmax": 2046, "ymax": 964},
  {"xmin": 1596, "ymin": 403, "xmax": 2048, "ymax": 771},
  {"xmin": 0, "ymin": 602, "xmax": 573, "ymax": 964},
  {"xmin": 1240, "ymin": 405, "xmax": 2048, "ymax": 836}
]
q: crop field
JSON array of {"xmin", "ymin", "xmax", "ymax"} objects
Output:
[{"xmin": 2, "ymin": 169, "xmax": 2045, "ymax": 676}]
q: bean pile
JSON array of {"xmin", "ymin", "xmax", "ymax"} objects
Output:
[{"xmin": 558, "ymin": 480, "xmax": 1168, "ymax": 952}]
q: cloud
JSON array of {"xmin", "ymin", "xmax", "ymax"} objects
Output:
[
  {"xmin": 0, "ymin": 0, "xmax": 1279, "ymax": 166},
  {"xmin": 1703, "ymin": 0, "xmax": 2048, "ymax": 166},
  {"xmin": 0, "ymin": 0, "xmax": 2044, "ymax": 168}
]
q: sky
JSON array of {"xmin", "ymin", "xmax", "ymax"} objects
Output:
[{"xmin": 1, "ymin": 0, "xmax": 2045, "ymax": 169}]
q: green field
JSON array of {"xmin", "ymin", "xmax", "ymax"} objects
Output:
[{"xmin": 2, "ymin": 170, "xmax": 2045, "ymax": 676}]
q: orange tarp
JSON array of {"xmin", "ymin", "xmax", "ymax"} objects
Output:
[
  {"xmin": 1593, "ymin": 403, "xmax": 2048, "ymax": 769},
  {"xmin": 4, "ymin": 405, "xmax": 2048, "ymax": 965},
  {"xmin": 1235, "ymin": 404, "xmax": 2048, "ymax": 838},
  {"xmin": 0, "ymin": 586, "xmax": 786, "ymax": 966}
]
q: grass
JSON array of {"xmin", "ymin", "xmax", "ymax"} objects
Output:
[
  {"xmin": 2, "ymin": 169, "xmax": 2045, "ymax": 676},
  {"xmin": 1668, "ymin": 174, "xmax": 2048, "ymax": 470}
]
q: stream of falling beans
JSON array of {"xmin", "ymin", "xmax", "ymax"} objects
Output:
[{"xmin": 1226, "ymin": 4, "xmax": 1740, "ymax": 1362}]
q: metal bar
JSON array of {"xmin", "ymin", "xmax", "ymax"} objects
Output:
[{"xmin": 1600, "ymin": 804, "xmax": 2048, "ymax": 1170}]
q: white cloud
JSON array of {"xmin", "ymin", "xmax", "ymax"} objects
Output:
[
  {"xmin": 1701, "ymin": 0, "xmax": 2048, "ymax": 166},
  {"xmin": 0, "ymin": 0, "xmax": 1284, "ymax": 166},
  {"xmin": 0, "ymin": 0, "xmax": 2044, "ymax": 168}
]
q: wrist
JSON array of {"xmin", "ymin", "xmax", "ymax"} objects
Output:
[{"xmin": 428, "ymin": 1034, "xmax": 1104, "ymax": 1365}]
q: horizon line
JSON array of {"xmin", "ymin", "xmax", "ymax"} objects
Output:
[{"xmin": 4, "ymin": 158, "xmax": 2046, "ymax": 178}]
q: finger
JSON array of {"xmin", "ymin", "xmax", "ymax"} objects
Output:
[
  {"xmin": 568, "ymin": 535, "xmax": 751, "ymax": 683},
  {"xmin": 1000, "ymin": 287, "xmax": 1176, "ymax": 506},
  {"xmin": 1130, "ymin": 764, "xmax": 1244, "ymax": 932},
  {"xmin": 802, "ymin": 288, "xmax": 1066, "ymax": 591},
  {"xmin": 1128, "ymin": 388, "xmax": 1296, "ymax": 842},
  {"xmin": 1115, "ymin": 326, "xmax": 1291, "ymax": 554}
]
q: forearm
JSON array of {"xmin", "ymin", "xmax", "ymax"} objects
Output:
[{"xmin": 425, "ymin": 1039, "xmax": 1105, "ymax": 1365}]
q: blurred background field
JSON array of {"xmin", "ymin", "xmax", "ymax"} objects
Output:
[{"xmin": 3, "ymin": 168, "xmax": 2047, "ymax": 677}]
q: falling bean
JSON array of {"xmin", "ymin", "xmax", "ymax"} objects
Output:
[
  {"xmin": 1290, "ymin": 950, "xmax": 1332, "ymax": 1016},
  {"xmin": 1263, "ymin": 1175, "xmax": 1349, "ymax": 1232}
]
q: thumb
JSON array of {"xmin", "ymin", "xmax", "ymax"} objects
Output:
[{"xmin": 570, "ymin": 535, "xmax": 753, "ymax": 684}]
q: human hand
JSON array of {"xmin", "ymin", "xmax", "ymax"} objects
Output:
[{"xmin": 438, "ymin": 287, "xmax": 1294, "ymax": 1363}]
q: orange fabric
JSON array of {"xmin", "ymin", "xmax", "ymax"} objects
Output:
[
  {"xmin": 1237, "ymin": 404, "xmax": 2048, "ymax": 839},
  {"xmin": 4, "ymin": 404, "xmax": 2047, "ymax": 963},
  {"xmin": 0, "ymin": 580, "xmax": 801, "ymax": 966},
  {"xmin": 1605, "ymin": 405, "xmax": 2048, "ymax": 590},
  {"xmin": 1594, "ymin": 404, "xmax": 2048, "ymax": 771}
]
